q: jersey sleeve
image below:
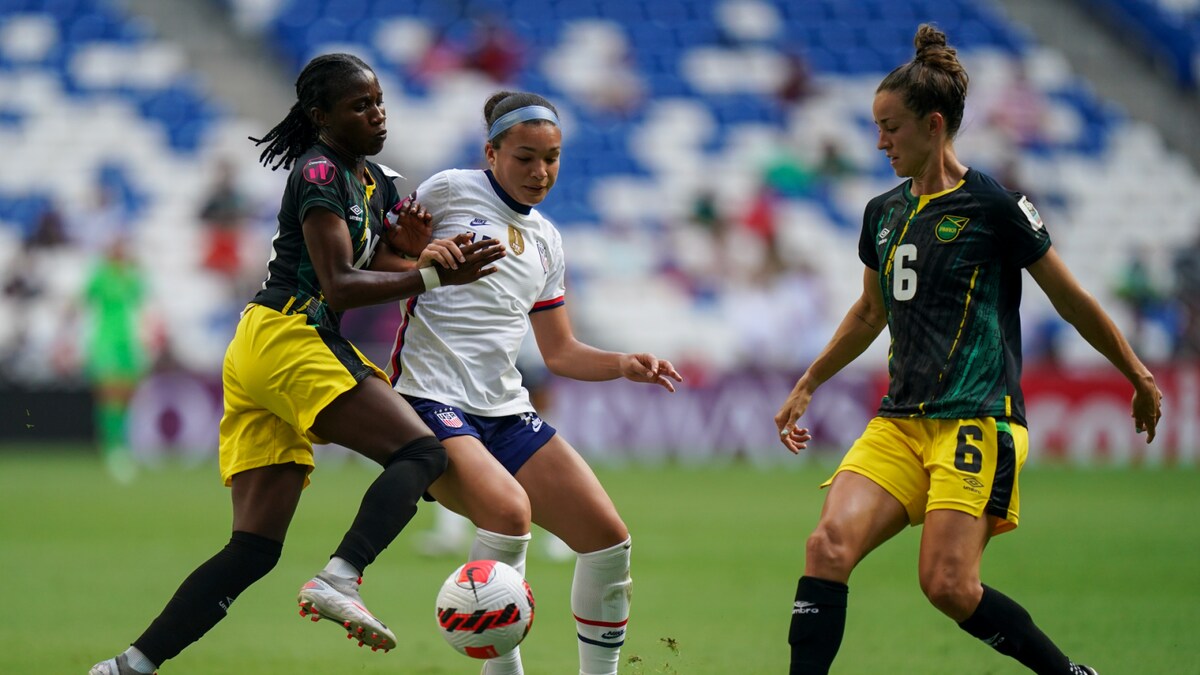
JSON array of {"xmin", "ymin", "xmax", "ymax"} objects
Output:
[
  {"xmin": 293, "ymin": 155, "xmax": 346, "ymax": 223},
  {"xmin": 531, "ymin": 223, "xmax": 566, "ymax": 313},
  {"xmin": 858, "ymin": 199, "xmax": 883, "ymax": 270},
  {"xmin": 414, "ymin": 171, "xmax": 453, "ymax": 228},
  {"xmin": 993, "ymin": 191, "xmax": 1052, "ymax": 268}
]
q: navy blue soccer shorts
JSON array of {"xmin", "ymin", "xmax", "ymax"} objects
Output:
[{"xmin": 404, "ymin": 396, "xmax": 557, "ymax": 476}]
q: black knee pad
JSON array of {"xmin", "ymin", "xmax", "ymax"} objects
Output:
[{"xmin": 386, "ymin": 435, "xmax": 448, "ymax": 478}]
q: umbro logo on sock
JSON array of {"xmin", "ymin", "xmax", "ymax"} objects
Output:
[{"xmin": 793, "ymin": 601, "xmax": 819, "ymax": 615}]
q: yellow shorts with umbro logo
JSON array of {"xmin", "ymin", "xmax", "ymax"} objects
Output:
[
  {"xmin": 823, "ymin": 416, "xmax": 1029, "ymax": 535},
  {"xmin": 217, "ymin": 303, "xmax": 388, "ymax": 486}
]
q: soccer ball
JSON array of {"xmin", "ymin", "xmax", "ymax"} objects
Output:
[{"xmin": 435, "ymin": 560, "xmax": 535, "ymax": 659}]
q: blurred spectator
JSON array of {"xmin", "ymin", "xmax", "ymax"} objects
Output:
[
  {"xmin": 2, "ymin": 248, "xmax": 43, "ymax": 303},
  {"xmin": 689, "ymin": 188, "xmax": 724, "ymax": 233},
  {"xmin": 777, "ymin": 52, "xmax": 816, "ymax": 106},
  {"xmin": 197, "ymin": 158, "xmax": 252, "ymax": 279},
  {"xmin": 726, "ymin": 252, "xmax": 828, "ymax": 369},
  {"xmin": 463, "ymin": 15, "xmax": 523, "ymax": 83},
  {"xmin": 74, "ymin": 185, "xmax": 130, "ymax": 256},
  {"xmin": 79, "ymin": 235, "xmax": 151, "ymax": 482},
  {"xmin": 413, "ymin": 29, "xmax": 466, "ymax": 85},
  {"xmin": 760, "ymin": 143, "xmax": 817, "ymax": 198},
  {"xmin": 984, "ymin": 62, "xmax": 1049, "ymax": 151},
  {"xmin": 1172, "ymin": 231, "xmax": 1200, "ymax": 359},
  {"xmin": 815, "ymin": 138, "xmax": 857, "ymax": 182},
  {"xmin": 25, "ymin": 203, "xmax": 70, "ymax": 249},
  {"xmin": 1113, "ymin": 245, "xmax": 1167, "ymax": 356}
]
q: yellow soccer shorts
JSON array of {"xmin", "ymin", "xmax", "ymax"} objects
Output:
[
  {"xmin": 824, "ymin": 416, "xmax": 1029, "ymax": 535},
  {"xmin": 217, "ymin": 303, "xmax": 389, "ymax": 486}
]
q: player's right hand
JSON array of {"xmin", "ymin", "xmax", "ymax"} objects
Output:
[
  {"xmin": 775, "ymin": 381, "xmax": 814, "ymax": 455},
  {"xmin": 1131, "ymin": 375, "xmax": 1162, "ymax": 443}
]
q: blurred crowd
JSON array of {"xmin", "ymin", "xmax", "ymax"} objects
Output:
[{"xmin": 5, "ymin": 1, "xmax": 1200, "ymax": 468}]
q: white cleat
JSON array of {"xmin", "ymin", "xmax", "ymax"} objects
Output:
[{"xmin": 297, "ymin": 572, "xmax": 397, "ymax": 653}]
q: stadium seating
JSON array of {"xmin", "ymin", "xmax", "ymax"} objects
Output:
[
  {"xmin": 1076, "ymin": 0, "xmax": 1200, "ymax": 88},
  {"xmin": 3, "ymin": 0, "xmax": 1200, "ymax": 382}
]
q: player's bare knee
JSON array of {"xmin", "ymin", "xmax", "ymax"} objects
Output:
[
  {"xmin": 473, "ymin": 492, "xmax": 531, "ymax": 536},
  {"xmin": 804, "ymin": 527, "xmax": 854, "ymax": 578},
  {"xmin": 919, "ymin": 571, "xmax": 977, "ymax": 617}
]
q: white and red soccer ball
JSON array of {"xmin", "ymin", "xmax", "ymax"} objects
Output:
[{"xmin": 435, "ymin": 560, "xmax": 535, "ymax": 659}]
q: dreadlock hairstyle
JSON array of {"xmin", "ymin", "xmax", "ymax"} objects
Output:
[
  {"xmin": 877, "ymin": 24, "xmax": 969, "ymax": 140},
  {"xmin": 250, "ymin": 53, "xmax": 375, "ymax": 170}
]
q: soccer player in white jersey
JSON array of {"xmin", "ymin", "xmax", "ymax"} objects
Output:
[{"xmin": 387, "ymin": 91, "xmax": 682, "ymax": 675}]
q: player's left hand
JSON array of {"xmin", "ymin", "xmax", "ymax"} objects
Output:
[
  {"xmin": 385, "ymin": 191, "xmax": 433, "ymax": 257},
  {"xmin": 620, "ymin": 353, "xmax": 683, "ymax": 392},
  {"xmin": 1131, "ymin": 374, "xmax": 1162, "ymax": 443}
]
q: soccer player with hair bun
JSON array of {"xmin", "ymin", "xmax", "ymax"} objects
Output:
[
  {"xmin": 376, "ymin": 89, "xmax": 682, "ymax": 675},
  {"xmin": 775, "ymin": 25, "xmax": 1161, "ymax": 675},
  {"xmin": 87, "ymin": 53, "xmax": 505, "ymax": 675}
]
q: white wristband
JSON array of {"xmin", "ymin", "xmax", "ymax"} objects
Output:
[{"xmin": 420, "ymin": 265, "xmax": 441, "ymax": 291}]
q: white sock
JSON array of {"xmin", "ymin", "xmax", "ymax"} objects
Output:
[
  {"xmin": 323, "ymin": 556, "xmax": 360, "ymax": 580},
  {"xmin": 470, "ymin": 528, "xmax": 531, "ymax": 675},
  {"xmin": 572, "ymin": 537, "xmax": 632, "ymax": 675},
  {"xmin": 123, "ymin": 646, "xmax": 157, "ymax": 674}
]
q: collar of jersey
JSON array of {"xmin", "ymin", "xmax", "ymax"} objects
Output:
[
  {"xmin": 903, "ymin": 168, "xmax": 969, "ymax": 213},
  {"xmin": 485, "ymin": 169, "xmax": 532, "ymax": 215}
]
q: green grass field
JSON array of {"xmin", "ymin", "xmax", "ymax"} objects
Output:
[{"xmin": 2, "ymin": 450, "xmax": 1198, "ymax": 674}]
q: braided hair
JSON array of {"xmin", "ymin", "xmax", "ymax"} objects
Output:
[{"xmin": 250, "ymin": 53, "xmax": 375, "ymax": 170}]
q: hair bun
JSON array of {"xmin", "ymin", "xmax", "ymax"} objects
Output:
[{"xmin": 914, "ymin": 24, "xmax": 950, "ymax": 62}]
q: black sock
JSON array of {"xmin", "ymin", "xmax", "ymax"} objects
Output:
[
  {"xmin": 958, "ymin": 585, "xmax": 1073, "ymax": 674},
  {"xmin": 788, "ymin": 576, "xmax": 849, "ymax": 675},
  {"xmin": 332, "ymin": 436, "xmax": 447, "ymax": 572},
  {"xmin": 133, "ymin": 531, "xmax": 282, "ymax": 666}
]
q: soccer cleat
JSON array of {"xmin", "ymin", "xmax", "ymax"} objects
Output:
[
  {"xmin": 297, "ymin": 572, "xmax": 397, "ymax": 653},
  {"xmin": 88, "ymin": 653, "xmax": 156, "ymax": 675},
  {"xmin": 1070, "ymin": 664, "xmax": 1099, "ymax": 675}
]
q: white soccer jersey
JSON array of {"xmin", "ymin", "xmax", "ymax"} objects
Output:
[{"xmin": 388, "ymin": 169, "xmax": 566, "ymax": 416}]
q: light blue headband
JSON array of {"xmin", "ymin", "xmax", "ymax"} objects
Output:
[{"xmin": 487, "ymin": 105, "xmax": 560, "ymax": 141}]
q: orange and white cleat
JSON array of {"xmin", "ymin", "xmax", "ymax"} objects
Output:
[{"xmin": 297, "ymin": 572, "xmax": 397, "ymax": 653}]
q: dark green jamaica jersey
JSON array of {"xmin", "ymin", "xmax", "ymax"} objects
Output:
[
  {"xmin": 252, "ymin": 143, "xmax": 401, "ymax": 333},
  {"xmin": 858, "ymin": 168, "xmax": 1051, "ymax": 425}
]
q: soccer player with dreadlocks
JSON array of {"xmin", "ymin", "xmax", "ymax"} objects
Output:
[{"xmin": 87, "ymin": 53, "xmax": 506, "ymax": 675}]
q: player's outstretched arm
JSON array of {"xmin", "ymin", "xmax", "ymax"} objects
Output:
[
  {"xmin": 306, "ymin": 208, "xmax": 504, "ymax": 309},
  {"xmin": 776, "ymin": 267, "xmax": 886, "ymax": 454},
  {"xmin": 1028, "ymin": 246, "xmax": 1162, "ymax": 442},
  {"xmin": 529, "ymin": 306, "xmax": 683, "ymax": 391}
]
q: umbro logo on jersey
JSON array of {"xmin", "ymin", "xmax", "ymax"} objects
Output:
[
  {"xmin": 348, "ymin": 204, "xmax": 363, "ymax": 222},
  {"xmin": 877, "ymin": 227, "xmax": 891, "ymax": 244},
  {"xmin": 793, "ymin": 601, "xmax": 819, "ymax": 615}
]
